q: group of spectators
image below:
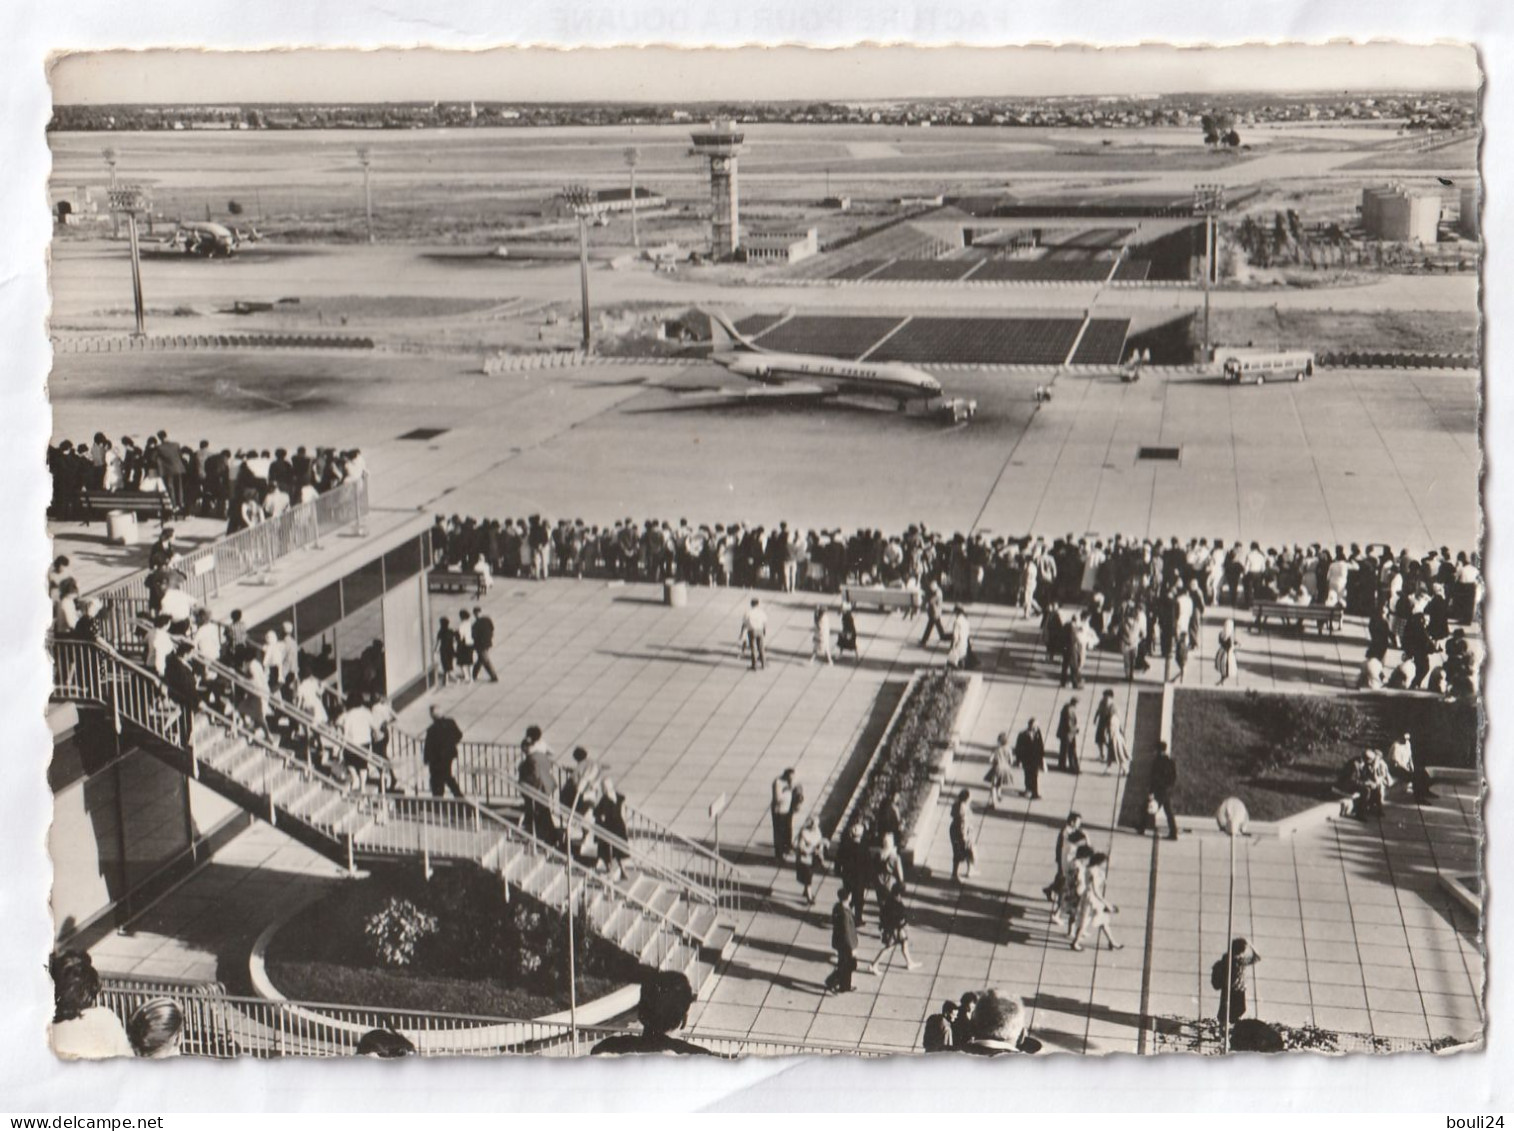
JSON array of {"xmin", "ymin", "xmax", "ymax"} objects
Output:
[
  {"xmin": 921, "ymin": 990, "xmax": 1043, "ymax": 1055},
  {"xmin": 426, "ymin": 512, "xmax": 1480, "ymax": 696},
  {"xmin": 49, "ymin": 951, "xmax": 184, "ymax": 1060},
  {"xmin": 48, "ymin": 427, "xmax": 367, "ymax": 527}
]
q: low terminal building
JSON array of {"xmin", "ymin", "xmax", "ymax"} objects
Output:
[
  {"xmin": 1361, "ymin": 183, "xmax": 1442, "ymax": 243},
  {"xmin": 742, "ymin": 226, "xmax": 819, "ymax": 264},
  {"xmin": 592, "ymin": 186, "xmax": 667, "ymax": 213}
]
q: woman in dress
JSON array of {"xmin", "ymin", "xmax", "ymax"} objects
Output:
[
  {"xmin": 595, "ymin": 776, "xmax": 630, "ymax": 883},
  {"xmin": 794, "ymin": 816, "xmax": 826, "ymax": 905},
  {"xmin": 869, "ymin": 882, "xmax": 922, "ymax": 973},
  {"xmin": 1214, "ymin": 618, "xmax": 1240, "ymax": 686},
  {"xmin": 434, "ymin": 616, "xmax": 459, "ymax": 684},
  {"xmin": 946, "ymin": 605, "xmax": 972, "ymax": 670},
  {"xmin": 810, "ymin": 605, "xmax": 834, "ymax": 666},
  {"xmin": 949, "ymin": 788, "xmax": 975, "ymax": 883},
  {"xmin": 985, "ymin": 731, "xmax": 1015, "ymax": 809},
  {"xmin": 1071, "ymin": 852, "xmax": 1123, "ymax": 952},
  {"xmin": 1105, "ymin": 707, "xmax": 1132, "ymax": 777}
]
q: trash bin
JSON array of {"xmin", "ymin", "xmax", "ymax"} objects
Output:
[
  {"xmin": 106, "ymin": 509, "xmax": 139, "ymax": 546},
  {"xmin": 664, "ymin": 580, "xmax": 688, "ymax": 608}
]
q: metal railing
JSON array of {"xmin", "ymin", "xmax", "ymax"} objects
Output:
[
  {"xmin": 87, "ymin": 477, "xmax": 369, "ymax": 644},
  {"xmin": 54, "ymin": 641, "xmax": 703, "ymax": 985},
  {"xmin": 384, "ymin": 730, "xmax": 728, "ymax": 928},
  {"xmin": 50, "ymin": 638, "xmax": 193, "ymax": 749},
  {"xmin": 95, "ymin": 983, "xmax": 888, "ymax": 1059},
  {"xmin": 387, "ymin": 730, "xmax": 745, "ymax": 914}
]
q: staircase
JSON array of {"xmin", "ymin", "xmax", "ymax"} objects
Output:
[
  {"xmin": 49, "ymin": 639, "xmax": 718, "ymax": 995},
  {"xmin": 387, "ymin": 729, "xmax": 744, "ymax": 966}
]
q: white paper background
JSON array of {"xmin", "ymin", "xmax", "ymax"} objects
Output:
[{"xmin": 1, "ymin": 0, "xmax": 1507, "ymax": 1113}]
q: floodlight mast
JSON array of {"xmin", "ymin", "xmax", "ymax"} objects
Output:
[
  {"xmin": 560, "ymin": 185, "xmax": 600, "ymax": 353},
  {"xmin": 624, "ymin": 147, "xmax": 641, "ymax": 249},
  {"xmin": 109, "ymin": 186, "xmax": 150, "ymax": 337},
  {"xmin": 357, "ymin": 147, "xmax": 374, "ymax": 243},
  {"xmin": 1193, "ymin": 184, "xmax": 1225, "ymax": 359}
]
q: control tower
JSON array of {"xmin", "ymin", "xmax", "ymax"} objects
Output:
[{"xmin": 689, "ymin": 120, "xmax": 746, "ymax": 258}]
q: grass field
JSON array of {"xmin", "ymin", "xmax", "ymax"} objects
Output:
[
  {"xmin": 1168, "ymin": 689, "xmax": 1478, "ymax": 821},
  {"xmin": 1207, "ymin": 306, "xmax": 1480, "ymax": 358}
]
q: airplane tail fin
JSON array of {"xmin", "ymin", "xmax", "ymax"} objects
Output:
[{"xmin": 705, "ymin": 309, "xmax": 759, "ymax": 353}]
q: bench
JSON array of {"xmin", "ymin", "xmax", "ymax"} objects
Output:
[
  {"xmin": 427, "ymin": 570, "xmax": 485, "ymax": 597},
  {"xmin": 843, "ymin": 585, "xmax": 922, "ymax": 613},
  {"xmin": 72, "ymin": 488, "xmax": 173, "ymax": 525},
  {"xmin": 1250, "ymin": 601, "xmax": 1344, "ymax": 635}
]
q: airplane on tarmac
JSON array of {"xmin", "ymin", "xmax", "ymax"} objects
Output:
[
  {"xmin": 702, "ymin": 310, "xmax": 974, "ymax": 418},
  {"xmin": 147, "ymin": 220, "xmax": 262, "ymax": 258}
]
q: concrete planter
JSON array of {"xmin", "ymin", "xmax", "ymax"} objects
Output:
[{"xmin": 830, "ymin": 668, "xmax": 982, "ymax": 873}]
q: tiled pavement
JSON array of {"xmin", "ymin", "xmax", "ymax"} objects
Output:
[{"xmin": 91, "ymin": 574, "xmax": 1485, "ymax": 1053}]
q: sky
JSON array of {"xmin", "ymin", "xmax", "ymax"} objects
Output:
[{"xmin": 49, "ymin": 43, "xmax": 1481, "ymax": 105}]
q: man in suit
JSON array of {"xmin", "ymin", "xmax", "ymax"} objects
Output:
[
  {"xmin": 1149, "ymin": 742, "xmax": 1180, "ymax": 840},
  {"xmin": 824, "ymin": 888, "xmax": 860, "ymax": 994},
  {"xmin": 470, "ymin": 606, "xmax": 500, "ymax": 683},
  {"xmin": 835, "ymin": 820, "xmax": 870, "ymax": 927},
  {"xmin": 1014, "ymin": 717, "xmax": 1046, "ymax": 800},
  {"xmin": 422, "ymin": 705, "xmax": 465, "ymax": 798},
  {"xmin": 922, "ymin": 1001, "xmax": 958, "ymax": 1052},
  {"xmin": 154, "ymin": 430, "xmax": 186, "ymax": 515},
  {"xmin": 1056, "ymin": 698, "xmax": 1082, "ymax": 775}
]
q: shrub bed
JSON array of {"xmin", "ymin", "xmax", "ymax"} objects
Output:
[
  {"xmin": 1169, "ymin": 689, "xmax": 1479, "ymax": 822},
  {"xmin": 844, "ymin": 670, "xmax": 970, "ymax": 841},
  {"xmin": 263, "ymin": 866, "xmax": 643, "ymax": 1019}
]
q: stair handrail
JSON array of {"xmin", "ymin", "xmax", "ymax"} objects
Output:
[
  {"xmin": 386, "ymin": 729, "xmax": 730, "ymax": 917},
  {"xmin": 388, "ymin": 731, "xmax": 747, "ymax": 909}
]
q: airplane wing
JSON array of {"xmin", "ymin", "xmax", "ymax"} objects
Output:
[{"xmin": 694, "ymin": 383, "xmax": 833, "ymax": 400}]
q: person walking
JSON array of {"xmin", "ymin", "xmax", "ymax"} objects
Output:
[
  {"xmin": 434, "ymin": 616, "xmax": 460, "ymax": 685},
  {"xmin": 1056, "ymin": 698, "xmax": 1082, "ymax": 775},
  {"xmin": 740, "ymin": 598, "xmax": 768, "ymax": 671},
  {"xmin": 594, "ymin": 777, "xmax": 630, "ymax": 883},
  {"xmin": 920, "ymin": 580, "xmax": 949, "ymax": 647},
  {"xmin": 1071, "ymin": 852, "xmax": 1124, "ymax": 951},
  {"xmin": 810, "ymin": 605, "xmax": 835, "ymax": 666},
  {"xmin": 1015, "ymin": 718, "xmax": 1046, "ymax": 800},
  {"xmin": 985, "ymin": 732, "xmax": 1015, "ymax": 809},
  {"xmin": 1105, "ymin": 705, "xmax": 1131, "ymax": 776},
  {"xmin": 1120, "ymin": 602, "xmax": 1146, "ymax": 682},
  {"xmin": 770, "ymin": 768, "xmax": 800, "ymax": 860},
  {"xmin": 1212, "ymin": 937, "xmax": 1262, "ymax": 1032},
  {"xmin": 949, "ymin": 789, "xmax": 976, "ymax": 883},
  {"xmin": 836, "ymin": 820, "xmax": 870, "ymax": 927},
  {"xmin": 794, "ymin": 816, "xmax": 827, "ymax": 904},
  {"xmin": 1214, "ymin": 618, "xmax": 1240, "ymax": 686},
  {"xmin": 471, "ymin": 606, "xmax": 501, "ymax": 683},
  {"xmin": 874, "ymin": 831, "xmax": 906, "ymax": 909},
  {"xmin": 868, "ymin": 883, "xmax": 923, "ymax": 973},
  {"xmin": 1148, "ymin": 742, "xmax": 1180, "ymax": 840},
  {"xmin": 422, "ymin": 704, "xmax": 465, "ymax": 799},
  {"xmin": 945, "ymin": 605, "xmax": 973, "ymax": 671},
  {"xmin": 824, "ymin": 888, "xmax": 860, "ymax": 994},
  {"xmin": 1060, "ymin": 612, "xmax": 1090, "ymax": 689},
  {"xmin": 1093, "ymin": 690, "xmax": 1117, "ymax": 768},
  {"xmin": 1044, "ymin": 811, "xmax": 1084, "ymax": 904}
]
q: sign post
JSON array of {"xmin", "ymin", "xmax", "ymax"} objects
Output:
[
  {"xmin": 708, "ymin": 791, "xmax": 729, "ymax": 863},
  {"xmin": 1215, "ymin": 796, "xmax": 1250, "ymax": 1055}
]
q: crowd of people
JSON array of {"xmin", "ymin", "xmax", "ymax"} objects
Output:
[
  {"xmin": 427, "ymin": 512, "xmax": 1481, "ymax": 698},
  {"xmin": 921, "ymin": 990, "xmax": 1043, "ymax": 1055},
  {"xmin": 48, "ymin": 427, "xmax": 367, "ymax": 528}
]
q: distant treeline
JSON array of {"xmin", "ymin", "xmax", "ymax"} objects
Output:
[{"xmin": 49, "ymin": 92, "xmax": 1477, "ymax": 133}]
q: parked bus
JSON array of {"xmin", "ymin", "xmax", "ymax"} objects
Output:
[{"xmin": 1218, "ymin": 348, "xmax": 1316, "ymax": 385}]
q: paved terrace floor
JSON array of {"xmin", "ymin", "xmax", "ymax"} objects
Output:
[{"xmin": 92, "ymin": 577, "xmax": 1483, "ymax": 1053}]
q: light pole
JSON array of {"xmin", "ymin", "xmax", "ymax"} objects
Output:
[
  {"xmin": 102, "ymin": 148, "xmax": 119, "ymax": 238},
  {"xmin": 109, "ymin": 186, "xmax": 150, "ymax": 337},
  {"xmin": 1215, "ymin": 796, "xmax": 1250, "ymax": 1055},
  {"xmin": 1193, "ymin": 183, "xmax": 1225, "ymax": 360},
  {"xmin": 357, "ymin": 146, "xmax": 374, "ymax": 243},
  {"xmin": 623, "ymin": 147, "xmax": 641, "ymax": 249},
  {"xmin": 560, "ymin": 185, "xmax": 600, "ymax": 353}
]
